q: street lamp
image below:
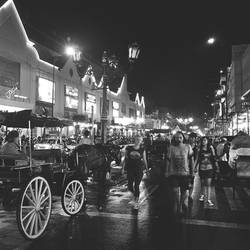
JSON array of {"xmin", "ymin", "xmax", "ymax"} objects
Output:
[
  {"xmin": 207, "ymin": 37, "xmax": 216, "ymax": 45},
  {"xmin": 100, "ymin": 43, "xmax": 140, "ymax": 144},
  {"xmin": 65, "ymin": 45, "xmax": 81, "ymax": 62},
  {"xmin": 49, "ymin": 45, "xmax": 81, "ymax": 118}
]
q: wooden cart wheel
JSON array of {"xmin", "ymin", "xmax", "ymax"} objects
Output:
[
  {"xmin": 61, "ymin": 180, "xmax": 85, "ymax": 215},
  {"xmin": 17, "ymin": 176, "xmax": 52, "ymax": 240}
]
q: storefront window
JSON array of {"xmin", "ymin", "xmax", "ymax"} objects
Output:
[
  {"xmin": 0, "ymin": 56, "xmax": 20, "ymax": 89},
  {"xmin": 112, "ymin": 101, "xmax": 119, "ymax": 118},
  {"xmin": 38, "ymin": 77, "xmax": 55, "ymax": 103},
  {"xmin": 65, "ymin": 85, "xmax": 78, "ymax": 109},
  {"xmin": 85, "ymin": 93, "xmax": 96, "ymax": 114}
]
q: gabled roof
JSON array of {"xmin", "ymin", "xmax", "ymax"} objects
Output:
[
  {"xmin": 0, "ymin": 0, "xmax": 141, "ymax": 102},
  {"xmin": 32, "ymin": 41, "xmax": 67, "ymax": 69}
]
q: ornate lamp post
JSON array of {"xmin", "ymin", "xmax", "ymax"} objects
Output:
[{"xmin": 100, "ymin": 42, "xmax": 140, "ymax": 143}]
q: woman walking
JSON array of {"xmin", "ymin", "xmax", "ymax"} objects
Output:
[
  {"xmin": 122, "ymin": 135, "xmax": 148, "ymax": 210},
  {"xmin": 194, "ymin": 136, "xmax": 218, "ymax": 206}
]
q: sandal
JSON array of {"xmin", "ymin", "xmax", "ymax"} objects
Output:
[
  {"xmin": 207, "ymin": 200, "xmax": 214, "ymax": 207},
  {"xmin": 199, "ymin": 194, "xmax": 205, "ymax": 201}
]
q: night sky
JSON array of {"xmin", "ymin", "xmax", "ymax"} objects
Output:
[{"xmin": 3, "ymin": 0, "xmax": 250, "ymax": 117}]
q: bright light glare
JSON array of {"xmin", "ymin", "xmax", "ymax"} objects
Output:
[
  {"xmin": 65, "ymin": 46, "xmax": 75, "ymax": 56},
  {"xmin": 207, "ymin": 37, "xmax": 215, "ymax": 45}
]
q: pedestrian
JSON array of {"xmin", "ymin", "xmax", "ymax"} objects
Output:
[
  {"xmin": 165, "ymin": 131, "xmax": 194, "ymax": 215},
  {"xmin": 79, "ymin": 130, "xmax": 93, "ymax": 145},
  {"xmin": 216, "ymin": 137, "xmax": 228, "ymax": 180},
  {"xmin": 187, "ymin": 132, "xmax": 198, "ymax": 202},
  {"xmin": 194, "ymin": 136, "xmax": 218, "ymax": 206},
  {"xmin": 122, "ymin": 135, "xmax": 148, "ymax": 210}
]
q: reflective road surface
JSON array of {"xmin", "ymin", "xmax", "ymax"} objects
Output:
[{"xmin": 1, "ymin": 169, "xmax": 250, "ymax": 250}]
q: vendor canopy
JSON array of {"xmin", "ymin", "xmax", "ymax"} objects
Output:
[{"xmin": 0, "ymin": 110, "xmax": 71, "ymax": 128}]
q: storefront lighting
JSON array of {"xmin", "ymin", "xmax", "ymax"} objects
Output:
[
  {"xmin": 14, "ymin": 94, "xmax": 28, "ymax": 99},
  {"xmin": 161, "ymin": 124, "xmax": 169, "ymax": 129}
]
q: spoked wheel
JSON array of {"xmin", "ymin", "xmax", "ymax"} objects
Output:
[
  {"xmin": 62, "ymin": 180, "xmax": 85, "ymax": 216},
  {"xmin": 17, "ymin": 176, "xmax": 52, "ymax": 240}
]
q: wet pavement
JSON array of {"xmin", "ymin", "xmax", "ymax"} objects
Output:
[{"xmin": 1, "ymin": 168, "xmax": 250, "ymax": 250}]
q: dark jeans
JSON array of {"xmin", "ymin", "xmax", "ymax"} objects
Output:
[{"xmin": 127, "ymin": 166, "xmax": 143, "ymax": 198}]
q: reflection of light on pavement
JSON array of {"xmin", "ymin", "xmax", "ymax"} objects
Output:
[
  {"xmin": 139, "ymin": 185, "xmax": 159, "ymax": 205},
  {"xmin": 182, "ymin": 218, "xmax": 250, "ymax": 230},
  {"xmin": 224, "ymin": 187, "xmax": 246, "ymax": 211}
]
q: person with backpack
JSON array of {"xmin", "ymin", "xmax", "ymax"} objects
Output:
[{"xmin": 122, "ymin": 135, "xmax": 148, "ymax": 210}]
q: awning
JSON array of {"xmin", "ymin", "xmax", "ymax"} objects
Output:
[{"xmin": 0, "ymin": 110, "xmax": 70, "ymax": 128}]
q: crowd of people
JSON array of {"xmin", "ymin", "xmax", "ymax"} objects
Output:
[
  {"xmin": 119, "ymin": 131, "xmax": 235, "ymax": 213},
  {"xmin": 0, "ymin": 127, "xmax": 237, "ymax": 214},
  {"xmin": 140, "ymin": 131, "xmax": 233, "ymax": 215}
]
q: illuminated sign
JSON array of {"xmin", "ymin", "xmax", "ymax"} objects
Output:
[
  {"xmin": 86, "ymin": 93, "xmax": 96, "ymax": 103},
  {"xmin": 85, "ymin": 93, "xmax": 96, "ymax": 114},
  {"xmin": 65, "ymin": 96, "xmax": 78, "ymax": 109},
  {"xmin": 112, "ymin": 101, "xmax": 119, "ymax": 118},
  {"xmin": 65, "ymin": 85, "xmax": 78, "ymax": 109},
  {"xmin": 112, "ymin": 101, "xmax": 119, "ymax": 110},
  {"xmin": 38, "ymin": 77, "xmax": 55, "ymax": 103},
  {"xmin": 65, "ymin": 86, "xmax": 78, "ymax": 97}
]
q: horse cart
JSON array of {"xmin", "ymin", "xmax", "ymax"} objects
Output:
[{"xmin": 0, "ymin": 110, "xmax": 86, "ymax": 240}]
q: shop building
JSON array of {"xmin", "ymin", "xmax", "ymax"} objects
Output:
[
  {"xmin": 0, "ymin": 0, "xmax": 145, "ymax": 136},
  {"xmin": 211, "ymin": 44, "xmax": 250, "ymax": 136}
]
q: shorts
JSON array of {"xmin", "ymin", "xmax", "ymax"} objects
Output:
[
  {"xmin": 199, "ymin": 169, "xmax": 214, "ymax": 179},
  {"xmin": 168, "ymin": 175, "xmax": 190, "ymax": 190}
]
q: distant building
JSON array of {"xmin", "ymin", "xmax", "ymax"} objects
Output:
[{"xmin": 212, "ymin": 44, "xmax": 250, "ymax": 135}]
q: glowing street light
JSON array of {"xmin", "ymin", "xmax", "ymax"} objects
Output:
[
  {"xmin": 65, "ymin": 45, "xmax": 81, "ymax": 62},
  {"xmin": 207, "ymin": 37, "xmax": 216, "ymax": 45}
]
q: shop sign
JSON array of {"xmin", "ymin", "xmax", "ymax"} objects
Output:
[
  {"xmin": 86, "ymin": 93, "xmax": 96, "ymax": 103},
  {"xmin": 65, "ymin": 96, "xmax": 78, "ymax": 109},
  {"xmin": 38, "ymin": 77, "xmax": 55, "ymax": 103},
  {"xmin": 65, "ymin": 86, "xmax": 78, "ymax": 97}
]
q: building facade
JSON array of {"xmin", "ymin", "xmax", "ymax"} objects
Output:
[
  {"xmin": 212, "ymin": 44, "xmax": 250, "ymax": 136},
  {"xmin": 0, "ymin": 0, "xmax": 145, "ymax": 136}
]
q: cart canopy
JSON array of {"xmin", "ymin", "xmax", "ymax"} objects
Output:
[{"xmin": 0, "ymin": 110, "xmax": 71, "ymax": 128}]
